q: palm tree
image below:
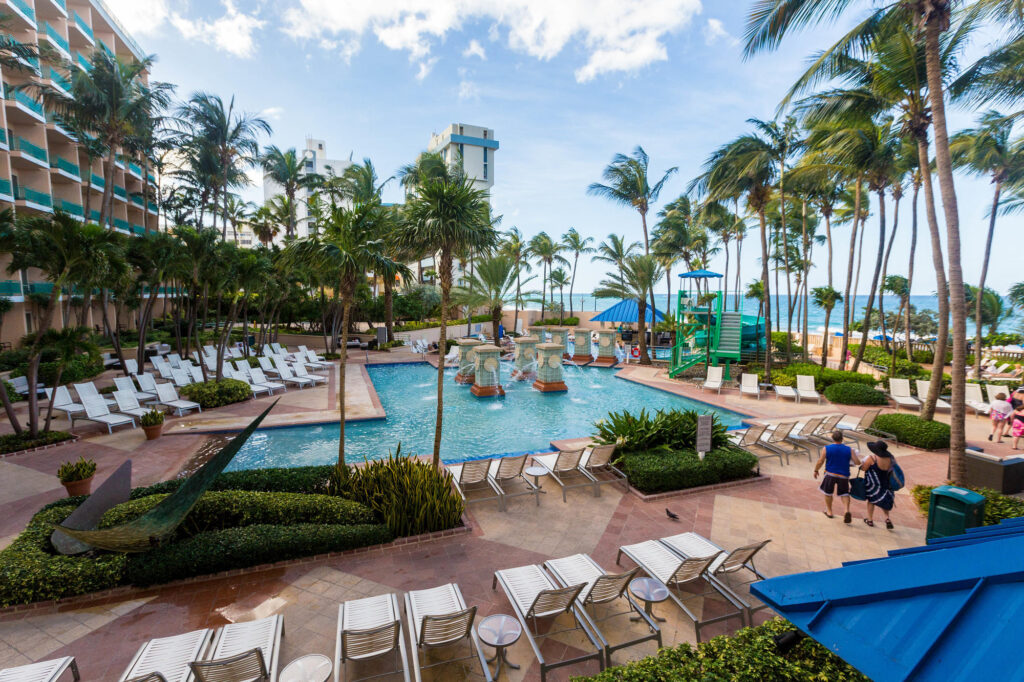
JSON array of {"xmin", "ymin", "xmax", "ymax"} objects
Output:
[
  {"xmin": 258, "ymin": 146, "xmax": 317, "ymax": 239},
  {"xmin": 220, "ymin": 195, "xmax": 252, "ymax": 244},
  {"xmin": 39, "ymin": 327, "xmax": 97, "ymax": 432},
  {"xmin": 250, "ymin": 202, "xmax": 280, "ymax": 246},
  {"xmin": 653, "ymin": 196, "xmax": 694, "ymax": 316},
  {"xmin": 549, "ymin": 268, "xmax": 570, "ymax": 322},
  {"xmin": 883, "ymin": 275, "xmax": 910, "ymax": 372},
  {"xmin": 527, "ymin": 232, "xmax": 566, "ymax": 320},
  {"xmin": 594, "ymin": 255, "xmax": 664, "ymax": 365},
  {"xmin": 452, "ymin": 255, "xmax": 531, "ymax": 342},
  {"xmin": 588, "ymin": 147, "xmax": 677, "ymax": 254},
  {"xmin": 950, "ymin": 111, "xmax": 1024, "ymax": 378},
  {"xmin": 399, "ymin": 173, "xmax": 496, "ymax": 468},
  {"xmin": 746, "ymin": 279, "xmax": 766, "ymax": 320},
  {"xmin": 594, "ymin": 234, "xmax": 640, "ymax": 285},
  {"xmin": 500, "ymin": 227, "xmax": 532, "ymax": 335},
  {"xmin": 286, "ymin": 201, "xmax": 405, "ymax": 470},
  {"xmin": 560, "ymin": 228, "xmax": 594, "ymax": 318},
  {"xmin": 812, "ymin": 286, "xmax": 842, "ymax": 366},
  {"xmin": 337, "ymin": 158, "xmax": 392, "ymax": 203}
]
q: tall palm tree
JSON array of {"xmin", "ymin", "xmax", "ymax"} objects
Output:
[
  {"xmin": 337, "ymin": 158, "xmax": 392, "ymax": 203},
  {"xmin": 220, "ymin": 195, "xmax": 252, "ymax": 244},
  {"xmin": 549, "ymin": 268, "xmax": 570, "ymax": 322},
  {"xmin": 883, "ymin": 274, "xmax": 910, "ymax": 372},
  {"xmin": 259, "ymin": 146, "xmax": 317, "ymax": 239},
  {"xmin": 594, "ymin": 234, "xmax": 640, "ymax": 285},
  {"xmin": 812, "ymin": 286, "xmax": 842, "ymax": 366},
  {"xmin": 454, "ymin": 256, "xmax": 532, "ymax": 342},
  {"xmin": 593, "ymin": 255, "xmax": 664, "ymax": 365},
  {"xmin": 39, "ymin": 327, "xmax": 98, "ymax": 432},
  {"xmin": 527, "ymin": 232, "xmax": 566, "ymax": 320},
  {"xmin": 399, "ymin": 174, "xmax": 496, "ymax": 468},
  {"xmin": 950, "ymin": 111, "xmax": 1024, "ymax": 378},
  {"xmin": 500, "ymin": 227, "xmax": 532, "ymax": 335},
  {"xmin": 653, "ymin": 196, "xmax": 694, "ymax": 316},
  {"xmin": 560, "ymin": 228, "xmax": 594, "ymax": 318}
]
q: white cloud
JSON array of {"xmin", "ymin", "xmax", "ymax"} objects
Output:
[
  {"xmin": 703, "ymin": 18, "xmax": 738, "ymax": 47},
  {"xmin": 260, "ymin": 106, "xmax": 285, "ymax": 120},
  {"xmin": 281, "ymin": 0, "xmax": 703, "ymax": 82},
  {"xmin": 103, "ymin": 0, "xmax": 171, "ymax": 36},
  {"xmin": 416, "ymin": 57, "xmax": 439, "ymax": 81},
  {"xmin": 463, "ymin": 39, "xmax": 486, "ymax": 60},
  {"xmin": 458, "ymin": 80, "xmax": 480, "ymax": 99},
  {"xmin": 105, "ymin": 0, "xmax": 265, "ymax": 58}
]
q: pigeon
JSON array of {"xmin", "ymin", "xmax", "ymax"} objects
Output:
[{"xmin": 665, "ymin": 508, "xmax": 679, "ymax": 521}]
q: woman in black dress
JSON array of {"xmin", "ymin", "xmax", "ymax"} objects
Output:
[{"xmin": 862, "ymin": 441, "xmax": 896, "ymax": 529}]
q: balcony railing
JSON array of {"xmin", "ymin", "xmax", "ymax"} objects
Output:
[
  {"xmin": 28, "ymin": 282, "xmax": 53, "ymax": 294},
  {"xmin": 51, "ymin": 155, "xmax": 79, "ymax": 176},
  {"xmin": 0, "ymin": 177, "xmax": 11, "ymax": 197},
  {"xmin": 15, "ymin": 186, "xmax": 53, "ymax": 207},
  {"xmin": 89, "ymin": 209, "xmax": 100, "ymax": 223},
  {"xmin": 131, "ymin": 224, "xmax": 145, "ymax": 235},
  {"xmin": 13, "ymin": 136, "xmax": 48, "ymax": 163},
  {"xmin": 113, "ymin": 185, "xmax": 127, "ymax": 200},
  {"xmin": 128, "ymin": 162, "xmax": 142, "ymax": 176},
  {"xmin": 47, "ymin": 67, "xmax": 71, "ymax": 93},
  {"xmin": 4, "ymin": 83, "xmax": 44, "ymax": 116},
  {"xmin": 73, "ymin": 12, "xmax": 93, "ymax": 41},
  {"xmin": 130, "ymin": 194, "xmax": 143, "ymax": 206},
  {"xmin": 51, "ymin": 0, "xmax": 67, "ymax": 11},
  {"xmin": 59, "ymin": 199, "xmax": 83, "ymax": 217},
  {"xmin": 0, "ymin": 129, "xmax": 6, "ymax": 146},
  {"xmin": 99, "ymin": 39, "xmax": 112, "ymax": 56},
  {"xmin": 10, "ymin": 0, "xmax": 35, "ymax": 24},
  {"xmin": 0, "ymin": 280, "xmax": 22, "ymax": 296},
  {"xmin": 113, "ymin": 218, "xmax": 129, "ymax": 231},
  {"xmin": 147, "ymin": 201, "xmax": 158, "ymax": 213},
  {"xmin": 44, "ymin": 23, "xmax": 69, "ymax": 53},
  {"xmin": 147, "ymin": 172, "xmax": 155, "ymax": 183},
  {"xmin": 75, "ymin": 52, "xmax": 91, "ymax": 71},
  {"xmin": 90, "ymin": 173, "xmax": 104, "ymax": 188}
]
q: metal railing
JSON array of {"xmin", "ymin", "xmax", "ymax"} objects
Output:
[
  {"xmin": 59, "ymin": 200, "xmax": 83, "ymax": 216},
  {"xmin": 10, "ymin": 0, "xmax": 35, "ymax": 24},
  {"xmin": 47, "ymin": 67, "xmax": 71, "ymax": 92},
  {"xmin": 147, "ymin": 201, "xmax": 157, "ymax": 213},
  {"xmin": 44, "ymin": 22, "xmax": 69, "ymax": 53},
  {"xmin": 113, "ymin": 218, "xmax": 129, "ymax": 231},
  {"xmin": 113, "ymin": 184, "xmax": 127, "ymax": 199},
  {"xmin": 73, "ymin": 12, "xmax": 93, "ymax": 41},
  {"xmin": 0, "ymin": 177, "xmax": 11, "ymax": 196},
  {"xmin": 90, "ymin": 173, "xmax": 104, "ymax": 188},
  {"xmin": 51, "ymin": 155, "xmax": 79, "ymax": 176},
  {"xmin": 75, "ymin": 52, "xmax": 91, "ymax": 71},
  {"xmin": 128, "ymin": 161, "xmax": 142, "ymax": 176},
  {"xmin": 15, "ymin": 185, "xmax": 52, "ymax": 207},
  {"xmin": 13, "ymin": 136, "xmax": 48, "ymax": 163},
  {"xmin": 130, "ymin": 194, "xmax": 143, "ymax": 206},
  {"xmin": 4, "ymin": 83, "xmax": 44, "ymax": 116},
  {"xmin": 0, "ymin": 280, "xmax": 21, "ymax": 296}
]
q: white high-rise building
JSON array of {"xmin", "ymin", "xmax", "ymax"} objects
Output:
[
  {"xmin": 427, "ymin": 123, "xmax": 497, "ymax": 199},
  {"xmin": 262, "ymin": 137, "xmax": 351, "ymax": 242}
]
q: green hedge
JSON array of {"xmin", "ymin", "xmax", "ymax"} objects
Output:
[
  {"xmin": 870, "ymin": 413, "xmax": 950, "ymax": 449},
  {"xmin": 180, "ymin": 378, "xmax": 253, "ymax": 408},
  {"xmin": 912, "ymin": 484, "xmax": 1024, "ymax": 525},
  {"xmin": 11, "ymin": 356, "xmax": 105, "ymax": 385},
  {"xmin": 824, "ymin": 382, "xmax": 888, "ymax": 405},
  {"xmin": 0, "ymin": 430, "xmax": 73, "ymax": 455},
  {"xmin": 849, "ymin": 344, "xmax": 926, "ymax": 378},
  {"xmin": 127, "ymin": 523, "xmax": 391, "ymax": 586},
  {"xmin": 753, "ymin": 363, "xmax": 876, "ymax": 390},
  {"xmin": 621, "ymin": 447, "xmax": 758, "ymax": 495},
  {"xmin": 574, "ymin": 618, "xmax": 867, "ymax": 681}
]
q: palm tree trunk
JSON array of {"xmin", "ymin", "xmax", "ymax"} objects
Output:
[
  {"xmin": 824, "ymin": 211, "xmax": 833, "ymax": 288},
  {"xmin": 0, "ymin": 378, "xmax": 21, "ymax": 435},
  {"xmin": 569, "ymin": 254, "xmax": 578, "ymax": 318},
  {"xmin": 433, "ymin": 250, "xmax": 453, "ymax": 468},
  {"xmin": 821, "ymin": 307, "xmax": 832, "ymax": 367},
  {"xmin": 492, "ymin": 306, "xmax": 501, "ymax": 345},
  {"xmin": 758, "ymin": 209, "xmax": 773, "ymax": 380},
  {"xmin": 337, "ymin": 297, "xmax": 351, "ymax": 469},
  {"xmin": 974, "ymin": 181, "xmax": 1002, "ymax": 379},
  {"xmin": 918, "ymin": 135, "xmax": 949, "ymax": 421},
  {"xmin": 906, "ymin": 181, "xmax": 919, "ymax": 362},
  {"xmin": 853, "ymin": 191, "xmax": 886, "ymax": 371},
  {"xmin": 384, "ymin": 278, "xmax": 394, "ymax": 343},
  {"xmin": 840, "ymin": 177, "xmax": 862, "ymax": 370},
  {"xmin": 514, "ymin": 269, "xmax": 521, "ymax": 335},
  {"xmin": 637, "ymin": 301, "xmax": 650, "ymax": 365},
  {"xmin": 850, "ymin": 212, "xmax": 866, "ymax": 332},
  {"xmin": 879, "ymin": 192, "xmax": 902, "ymax": 356},
  {"xmin": 98, "ymin": 153, "xmax": 116, "ymax": 228},
  {"xmin": 734, "ymin": 236, "xmax": 743, "ymax": 312},
  {"xmin": 43, "ymin": 365, "xmax": 63, "ymax": 433}
]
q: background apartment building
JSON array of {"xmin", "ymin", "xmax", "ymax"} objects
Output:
[
  {"xmin": 0, "ymin": 0, "xmax": 156, "ymax": 344},
  {"xmin": 262, "ymin": 137, "xmax": 351, "ymax": 243}
]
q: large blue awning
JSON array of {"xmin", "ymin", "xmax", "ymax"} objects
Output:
[
  {"xmin": 678, "ymin": 269, "xmax": 723, "ymax": 279},
  {"xmin": 590, "ymin": 299, "xmax": 665, "ymax": 323},
  {"xmin": 751, "ymin": 517, "xmax": 1024, "ymax": 681}
]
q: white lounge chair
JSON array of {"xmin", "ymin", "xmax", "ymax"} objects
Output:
[
  {"xmin": 9, "ymin": 375, "xmax": 46, "ymax": 397},
  {"xmin": 232, "ymin": 360, "xmax": 251, "ymax": 379},
  {"xmin": 293, "ymin": 362, "xmax": 327, "ymax": 385},
  {"xmin": 114, "ymin": 376, "xmax": 156, "ymax": 403},
  {"xmin": 837, "ymin": 408, "xmax": 897, "ymax": 443},
  {"xmin": 304, "ymin": 350, "xmax": 330, "ymax": 369},
  {"xmin": 773, "ymin": 384, "xmax": 799, "ymax": 402},
  {"xmin": 189, "ymin": 364, "xmax": 206, "ymax": 384},
  {"xmin": 80, "ymin": 396, "xmax": 135, "ymax": 433},
  {"xmin": 190, "ymin": 615, "xmax": 283, "ymax": 682},
  {"xmin": 761, "ymin": 422, "xmax": 813, "ymax": 463},
  {"xmin": 487, "ymin": 454, "xmax": 540, "ymax": 511},
  {"xmin": 276, "ymin": 364, "xmax": 313, "ymax": 389},
  {"xmin": 155, "ymin": 382, "xmax": 201, "ymax": 416},
  {"xmin": 444, "ymin": 458, "xmax": 501, "ymax": 507},
  {"xmin": 42, "ymin": 386, "xmax": 85, "ymax": 424},
  {"xmin": 203, "ymin": 344, "xmax": 216, "ymax": 357},
  {"xmin": 915, "ymin": 380, "xmax": 951, "ymax": 411},
  {"xmin": 124, "ymin": 358, "xmax": 139, "ymax": 375},
  {"xmin": 965, "ymin": 383, "xmax": 991, "ymax": 416},
  {"xmin": 270, "ymin": 342, "xmax": 286, "ymax": 355},
  {"xmin": 739, "ymin": 373, "xmax": 760, "ymax": 400},
  {"xmin": 0, "ymin": 656, "xmax": 79, "ymax": 682},
  {"xmin": 258, "ymin": 356, "xmax": 282, "ymax": 377},
  {"xmin": 730, "ymin": 423, "xmax": 782, "ymax": 465},
  {"xmin": 167, "ymin": 352, "xmax": 183, "ymax": 368},
  {"xmin": 492, "ymin": 564, "xmax": 602, "ymax": 681},
  {"xmin": 119, "ymin": 628, "xmax": 213, "ymax": 682},
  {"xmin": 701, "ymin": 366, "xmax": 724, "ymax": 394},
  {"xmin": 233, "ymin": 372, "xmax": 271, "ymax": 397},
  {"xmin": 72, "ymin": 381, "xmax": 114, "ymax": 407},
  {"xmin": 795, "ymin": 375, "xmax": 822, "ymax": 404},
  {"xmin": 442, "ymin": 346, "xmax": 459, "ymax": 366},
  {"xmin": 153, "ymin": 357, "xmax": 175, "ymax": 380},
  {"xmin": 543, "ymin": 553, "xmax": 657, "ymax": 667},
  {"xmin": 135, "ymin": 372, "xmax": 166, "ymax": 397},
  {"xmin": 531, "ymin": 448, "xmax": 587, "ymax": 502},
  {"xmin": 171, "ymin": 369, "xmax": 193, "ymax": 388},
  {"xmin": 984, "ymin": 362, "xmax": 1011, "ymax": 377},
  {"xmin": 249, "ymin": 367, "xmax": 286, "ymax": 395},
  {"xmin": 404, "ymin": 583, "xmax": 490, "ymax": 682},
  {"xmin": 576, "ymin": 444, "xmax": 627, "ymax": 495},
  {"xmin": 616, "ymin": 540, "xmax": 742, "ymax": 643},
  {"xmin": 889, "ymin": 378, "xmax": 921, "ymax": 411},
  {"xmin": 658, "ymin": 533, "xmax": 771, "ymax": 625},
  {"xmin": 113, "ymin": 390, "xmax": 153, "ymax": 419},
  {"xmin": 335, "ymin": 593, "xmax": 410, "ymax": 682}
]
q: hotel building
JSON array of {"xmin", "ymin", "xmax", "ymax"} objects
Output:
[{"xmin": 262, "ymin": 137, "xmax": 351, "ymax": 243}]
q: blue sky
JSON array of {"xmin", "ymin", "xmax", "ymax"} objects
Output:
[{"xmin": 110, "ymin": 0, "xmax": 1017, "ymax": 298}]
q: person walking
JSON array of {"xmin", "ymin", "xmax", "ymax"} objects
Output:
[
  {"xmin": 813, "ymin": 430, "xmax": 859, "ymax": 523},
  {"xmin": 862, "ymin": 441, "xmax": 897, "ymax": 529}
]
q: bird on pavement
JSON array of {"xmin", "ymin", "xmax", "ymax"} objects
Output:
[{"xmin": 665, "ymin": 508, "xmax": 679, "ymax": 521}]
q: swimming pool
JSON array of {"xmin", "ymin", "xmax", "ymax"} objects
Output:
[{"xmin": 227, "ymin": 362, "xmax": 747, "ymax": 470}]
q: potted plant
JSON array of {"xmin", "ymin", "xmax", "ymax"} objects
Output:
[
  {"xmin": 140, "ymin": 408, "xmax": 165, "ymax": 440},
  {"xmin": 57, "ymin": 456, "xmax": 97, "ymax": 497}
]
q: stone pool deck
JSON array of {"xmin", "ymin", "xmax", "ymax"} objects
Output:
[{"xmin": 0, "ymin": 353, "xmax": 984, "ymax": 680}]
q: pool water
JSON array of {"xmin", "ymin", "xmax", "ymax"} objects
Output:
[{"xmin": 227, "ymin": 362, "xmax": 747, "ymax": 470}]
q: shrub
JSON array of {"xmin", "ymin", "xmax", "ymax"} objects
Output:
[
  {"xmin": 870, "ymin": 413, "xmax": 950, "ymax": 449},
  {"xmin": 593, "ymin": 409, "xmax": 731, "ymax": 455},
  {"xmin": 784, "ymin": 363, "xmax": 877, "ymax": 389},
  {"xmin": 126, "ymin": 523, "xmax": 391, "ymax": 586},
  {"xmin": 11, "ymin": 356, "xmax": 105, "ymax": 385},
  {"xmin": 772, "ymin": 331, "xmax": 804, "ymax": 356},
  {"xmin": 534, "ymin": 317, "xmax": 581, "ymax": 326},
  {"xmin": 2, "ymin": 380, "xmax": 21, "ymax": 402},
  {"xmin": 57, "ymin": 456, "xmax": 96, "ymax": 483},
  {"xmin": 824, "ymin": 382, "xmax": 888, "ymax": 405},
  {"xmin": 0, "ymin": 348, "xmax": 29, "ymax": 371},
  {"xmin": 912, "ymin": 484, "xmax": 1024, "ymax": 525},
  {"xmin": 574, "ymin": 618, "xmax": 867, "ymax": 681},
  {"xmin": 140, "ymin": 409, "xmax": 164, "ymax": 427},
  {"xmin": 335, "ymin": 451, "xmax": 465, "ymax": 537},
  {"xmin": 621, "ymin": 447, "xmax": 758, "ymax": 494},
  {"xmin": 181, "ymin": 378, "xmax": 253, "ymax": 408},
  {"xmin": 0, "ymin": 430, "xmax": 73, "ymax": 455}
]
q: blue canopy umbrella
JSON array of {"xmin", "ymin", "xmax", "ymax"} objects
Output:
[
  {"xmin": 590, "ymin": 299, "xmax": 666, "ymax": 324},
  {"xmin": 873, "ymin": 334, "xmax": 893, "ymax": 341},
  {"xmin": 678, "ymin": 269, "xmax": 723, "ymax": 279}
]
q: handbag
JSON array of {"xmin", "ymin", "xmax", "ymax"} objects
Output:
[
  {"xmin": 849, "ymin": 469, "xmax": 867, "ymax": 501},
  {"xmin": 889, "ymin": 461, "xmax": 905, "ymax": 492}
]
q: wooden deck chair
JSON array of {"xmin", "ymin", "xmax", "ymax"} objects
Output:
[
  {"xmin": 334, "ymin": 593, "xmax": 410, "ymax": 682},
  {"xmin": 444, "ymin": 458, "xmax": 502, "ymax": 507},
  {"xmin": 616, "ymin": 540, "xmax": 742, "ymax": 643},
  {"xmin": 964, "ymin": 383, "xmax": 990, "ymax": 416},
  {"xmin": 658, "ymin": 533, "xmax": 771, "ymax": 625},
  {"xmin": 739, "ymin": 373, "xmax": 760, "ymax": 399},
  {"xmin": 578, "ymin": 444, "xmax": 627, "ymax": 495},
  {"xmin": 492, "ymin": 564, "xmax": 603, "ymax": 681},
  {"xmin": 119, "ymin": 629, "xmax": 214, "ymax": 682},
  {"xmin": 915, "ymin": 380, "xmax": 951, "ymax": 411},
  {"xmin": 404, "ymin": 583, "xmax": 491, "ymax": 682},
  {"xmin": 762, "ymin": 422, "xmax": 812, "ymax": 463},
  {"xmin": 487, "ymin": 454, "xmax": 540, "ymax": 511},
  {"xmin": 786, "ymin": 416, "xmax": 825, "ymax": 452},
  {"xmin": 837, "ymin": 409, "xmax": 897, "ymax": 442},
  {"xmin": 191, "ymin": 615, "xmax": 283, "ymax": 682},
  {"xmin": 0, "ymin": 657, "xmax": 79, "ymax": 682},
  {"xmin": 729, "ymin": 423, "xmax": 781, "ymax": 465},
  {"xmin": 888, "ymin": 378, "xmax": 921, "ymax": 411},
  {"xmin": 531, "ymin": 448, "xmax": 586, "ymax": 502},
  {"xmin": 701, "ymin": 366, "xmax": 723, "ymax": 394},
  {"xmin": 544, "ymin": 554, "xmax": 658, "ymax": 667},
  {"xmin": 795, "ymin": 375, "xmax": 822, "ymax": 403}
]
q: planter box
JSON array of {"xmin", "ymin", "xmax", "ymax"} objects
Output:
[{"xmin": 965, "ymin": 451, "xmax": 1024, "ymax": 495}]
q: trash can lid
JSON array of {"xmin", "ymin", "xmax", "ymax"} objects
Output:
[{"xmin": 933, "ymin": 485, "xmax": 986, "ymax": 504}]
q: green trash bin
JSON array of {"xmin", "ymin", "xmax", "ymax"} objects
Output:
[{"xmin": 926, "ymin": 485, "xmax": 986, "ymax": 541}]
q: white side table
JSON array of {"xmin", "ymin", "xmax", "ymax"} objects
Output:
[{"xmin": 279, "ymin": 653, "xmax": 332, "ymax": 682}]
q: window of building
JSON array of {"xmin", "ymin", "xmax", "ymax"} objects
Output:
[
  {"xmin": 483, "ymin": 148, "xmax": 488, "ymax": 180},
  {"xmin": 459, "ymin": 125, "xmax": 463, "ymax": 135},
  {"xmin": 24, "ymin": 311, "xmax": 32, "ymax": 334},
  {"xmin": 483, "ymin": 130, "xmax": 487, "ymax": 139}
]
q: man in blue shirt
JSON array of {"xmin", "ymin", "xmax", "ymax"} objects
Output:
[{"xmin": 813, "ymin": 430, "xmax": 860, "ymax": 523}]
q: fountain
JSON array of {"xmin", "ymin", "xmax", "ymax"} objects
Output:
[
  {"xmin": 547, "ymin": 327, "xmax": 571, "ymax": 359},
  {"xmin": 510, "ymin": 335, "xmax": 539, "ymax": 381},
  {"xmin": 533, "ymin": 342, "xmax": 568, "ymax": 392},
  {"xmin": 593, "ymin": 329, "xmax": 618, "ymax": 366},
  {"xmin": 454, "ymin": 338, "xmax": 482, "ymax": 384},
  {"xmin": 470, "ymin": 344, "xmax": 505, "ymax": 397},
  {"xmin": 571, "ymin": 327, "xmax": 592, "ymax": 363}
]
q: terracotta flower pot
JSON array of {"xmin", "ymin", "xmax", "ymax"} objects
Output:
[
  {"xmin": 62, "ymin": 475, "xmax": 94, "ymax": 497},
  {"xmin": 142, "ymin": 423, "xmax": 163, "ymax": 441}
]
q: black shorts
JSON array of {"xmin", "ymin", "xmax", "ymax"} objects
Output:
[{"xmin": 819, "ymin": 474, "xmax": 850, "ymax": 497}]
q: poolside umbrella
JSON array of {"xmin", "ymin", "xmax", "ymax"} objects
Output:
[
  {"xmin": 873, "ymin": 334, "xmax": 893, "ymax": 341},
  {"xmin": 590, "ymin": 299, "xmax": 665, "ymax": 324}
]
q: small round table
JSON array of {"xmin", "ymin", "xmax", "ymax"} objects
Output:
[
  {"xmin": 279, "ymin": 653, "xmax": 332, "ymax": 682},
  {"xmin": 629, "ymin": 577, "xmax": 669, "ymax": 628},
  {"xmin": 524, "ymin": 465, "xmax": 548, "ymax": 491},
  {"xmin": 478, "ymin": 613, "xmax": 522, "ymax": 677}
]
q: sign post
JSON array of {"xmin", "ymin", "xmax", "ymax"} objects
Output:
[{"xmin": 696, "ymin": 414, "xmax": 713, "ymax": 461}]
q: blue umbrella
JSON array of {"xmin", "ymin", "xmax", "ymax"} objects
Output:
[
  {"xmin": 590, "ymin": 299, "xmax": 666, "ymax": 323},
  {"xmin": 873, "ymin": 334, "xmax": 893, "ymax": 341}
]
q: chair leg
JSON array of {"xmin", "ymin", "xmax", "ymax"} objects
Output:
[{"xmin": 70, "ymin": 659, "xmax": 81, "ymax": 682}]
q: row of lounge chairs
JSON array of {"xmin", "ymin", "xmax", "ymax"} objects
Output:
[
  {"xmin": 730, "ymin": 409, "xmax": 897, "ymax": 466},
  {"xmin": 704, "ymin": 370, "xmax": 824, "ymax": 403},
  {"xmin": 43, "ymin": 378, "xmax": 200, "ymax": 433}
]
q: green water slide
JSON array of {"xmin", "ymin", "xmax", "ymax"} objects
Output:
[{"xmin": 668, "ymin": 290, "xmax": 742, "ymax": 379}]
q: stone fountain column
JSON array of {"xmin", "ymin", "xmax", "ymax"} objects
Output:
[
  {"xmin": 470, "ymin": 344, "xmax": 505, "ymax": 397},
  {"xmin": 528, "ymin": 326, "xmax": 550, "ymax": 342},
  {"xmin": 532, "ymin": 343, "xmax": 568, "ymax": 392},
  {"xmin": 547, "ymin": 327, "xmax": 570, "ymax": 358},
  {"xmin": 593, "ymin": 329, "xmax": 617, "ymax": 366},
  {"xmin": 455, "ymin": 338, "xmax": 482, "ymax": 384},
  {"xmin": 510, "ymin": 335, "xmax": 539, "ymax": 381},
  {"xmin": 571, "ymin": 327, "xmax": 592, "ymax": 363}
]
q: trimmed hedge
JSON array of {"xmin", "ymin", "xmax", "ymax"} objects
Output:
[
  {"xmin": 912, "ymin": 484, "xmax": 1024, "ymax": 525},
  {"xmin": 127, "ymin": 523, "xmax": 391, "ymax": 586},
  {"xmin": 621, "ymin": 447, "xmax": 758, "ymax": 495},
  {"xmin": 784, "ymin": 363, "xmax": 877, "ymax": 389},
  {"xmin": 180, "ymin": 378, "xmax": 253, "ymax": 408},
  {"xmin": 870, "ymin": 413, "xmax": 950, "ymax": 450},
  {"xmin": 0, "ymin": 430, "xmax": 73, "ymax": 455},
  {"xmin": 573, "ymin": 618, "xmax": 867, "ymax": 681},
  {"xmin": 824, "ymin": 382, "xmax": 888, "ymax": 405}
]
